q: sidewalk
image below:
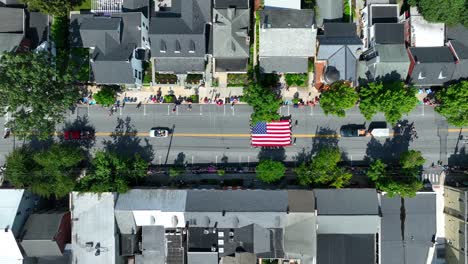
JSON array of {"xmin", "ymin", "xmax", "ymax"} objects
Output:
[{"xmin": 113, "ymin": 85, "xmax": 245, "ymax": 104}]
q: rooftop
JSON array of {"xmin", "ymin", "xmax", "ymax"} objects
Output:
[
  {"xmin": 374, "ymin": 23, "xmax": 405, "ymax": 44},
  {"xmin": 410, "ymin": 11, "xmax": 444, "ymax": 47},
  {"xmin": 260, "ymin": 9, "xmax": 315, "ymax": 29},
  {"xmin": 370, "ymin": 5, "xmax": 398, "ymax": 25},
  {"xmin": 71, "ymin": 192, "xmax": 117, "ymax": 264},
  {"xmin": 409, "ymin": 47, "xmax": 456, "ymax": 63},
  {"xmin": 0, "ymin": 189, "xmax": 26, "ymax": 229}
]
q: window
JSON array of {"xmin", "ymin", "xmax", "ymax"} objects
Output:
[
  {"xmin": 438, "ymin": 71, "xmax": 446, "ymax": 79},
  {"xmin": 142, "ymin": 22, "xmax": 146, "ymax": 27},
  {"xmin": 418, "ymin": 72, "xmax": 425, "ymax": 80},
  {"xmin": 160, "ymin": 40, "xmax": 166, "ymax": 53},
  {"xmin": 134, "ymin": 69, "xmax": 138, "ymax": 78},
  {"xmin": 175, "ymin": 40, "xmax": 181, "ymax": 53},
  {"xmin": 143, "ymin": 36, "xmax": 145, "ymax": 42},
  {"xmin": 138, "ymin": 71, "xmax": 142, "ymax": 80},
  {"xmin": 189, "ymin": 40, "xmax": 195, "ymax": 53}
]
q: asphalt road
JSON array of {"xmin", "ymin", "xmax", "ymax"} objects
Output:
[{"xmin": 0, "ymin": 104, "xmax": 466, "ymax": 167}]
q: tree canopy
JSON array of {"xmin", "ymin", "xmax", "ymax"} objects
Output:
[
  {"xmin": 435, "ymin": 81, "xmax": 468, "ymax": 127},
  {"xmin": 294, "ymin": 147, "xmax": 352, "ymax": 188},
  {"xmin": 5, "ymin": 144, "xmax": 84, "ymax": 198},
  {"xmin": 243, "ymin": 83, "xmax": 281, "ymax": 123},
  {"xmin": 409, "ymin": 0, "xmax": 468, "ymax": 27},
  {"xmin": 320, "ymin": 81, "xmax": 358, "ymax": 117},
  {"xmin": 0, "ymin": 52, "xmax": 79, "ymax": 139},
  {"xmin": 94, "ymin": 86, "xmax": 117, "ymax": 106},
  {"xmin": 21, "ymin": 0, "xmax": 73, "ymax": 16},
  {"xmin": 359, "ymin": 81, "xmax": 418, "ymax": 124},
  {"xmin": 367, "ymin": 150, "xmax": 425, "ymax": 197},
  {"xmin": 77, "ymin": 150, "xmax": 148, "ymax": 193},
  {"xmin": 256, "ymin": 159, "xmax": 286, "ymax": 183}
]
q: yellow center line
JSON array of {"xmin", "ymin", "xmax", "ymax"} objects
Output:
[{"xmin": 55, "ymin": 128, "xmax": 467, "ymax": 138}]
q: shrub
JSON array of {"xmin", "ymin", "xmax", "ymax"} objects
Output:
[
  {"xmin": 94, "ymin": 86, "xmax": 117, "ymax": 106},
  {"xmin": 285, "ymin": 73, "xmax": 308, "ymax": 87},
  {"xmin": 164, "ymin": 95, "xmax": 176, "ymax": 103},
  {"xmin": 190, "ymin": 94, "xmax": 199, "ymax": 103}
]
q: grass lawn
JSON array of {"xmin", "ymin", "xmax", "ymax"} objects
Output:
[
  {"xmin": 70, "ymin": 48, "xmax": 90, "ymax": 83},
  {"xmin": 73, "ymin": 0, "xmax": 92, "ymax": 11}
]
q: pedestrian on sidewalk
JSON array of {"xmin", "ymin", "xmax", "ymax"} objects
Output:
[
  {"xmin": 293, "ymin": 137, "xmax": 297, "ymax": 145},
  {"xmin": 136, "ymin": 102, "xmax": 142, "ymax": 109}
]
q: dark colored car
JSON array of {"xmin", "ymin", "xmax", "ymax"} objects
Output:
[
  {"xmin": 63, "ymin": 130, "xmax": 94, "ymax": 140},
  {"xmin": 340, "ymin": 125, "xmax": 367, "ymax": 137}
]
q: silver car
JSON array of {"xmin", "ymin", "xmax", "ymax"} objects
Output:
[{"xmin": 149, "ymin": 128, "xmax": 170, "ymax": 138}]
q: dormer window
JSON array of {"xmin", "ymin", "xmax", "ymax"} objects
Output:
[
  {"xmin": 418, "ymin": 72, "xmax": 425, "ymax": 80},
  {"xmin": 189, "ymin": 40, "xmax": 195, "ymax": 53},
  {"xmin": 438, "ymin": 71, "xmax": 446, "ymax": 79},
  {"xmin": 160, "ymin": 40, "xmax": 166, "ymax": 53},
  {"xmin": 175, "ymin": 40, "xmax": 181, "ymax": 53}
]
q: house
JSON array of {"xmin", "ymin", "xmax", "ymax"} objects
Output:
[
  {"xmin": 0, "ymin": 7, "xmax": 25, "ymax": 55},
  {"xmin": 114, "ymin": 189, "xmax": 317, "ymax": 264},
  {"xmin": 259, "ymin": 9, "xmax": 316, "ymax": 73},
  {"xmin": 407, "ymin": 7, "xmax": 444, "ymax": 47},
  {"xmin": 149, "ymin": 0, "xmax": 211, "ymax": 75},
  {"xmin": 19, "ymin": 212, "xmax": 71, "ymax": 257},
  {"xmin": 315, "ymin": 0, "xmax": 343, "ymax": 27},
  {"xmin": 70, "ymin": 192, "xmax": 120, "ymax": 264},
  {"xmin": 0, "ymin": 189, "xmax": 38, "ymax": 264},
  {"xmin": 381, "ymin": 192, "xmax": 437, "ymax": 264},
  {"xmin": 263, "ymin": 0, "xmax": 301, "ymax": 10},
  {"xmin": 212, "ymin": 0, "xmax": 250, "ymax": 73},
  {"xmin": 70, "ymin": 12, "xmax": 149, "ymax": 86},
  {"xmin": 316, "ymin": 23, "xmax": 362, "ymax": 87},
  {"xmin": 357, "ymin": 21, "xmax": 409, "ymax": 82},
  {"xmin": 315, "ymin": 189, "xmax": 380, "ymax": 264},
  {"xmin": 444, "ymin": 186, "xmax": 468, "ymax": 264},
  {"xmin": 407, "ymin": 46, "xmax": 456, "ymax": 86},
  {"xmin": 362, "ymin": 3, "xmax": 400, "ymax": 49},
  {"xmin": 447, "ymin": 24, "xmax": 468, "ymax": 81}
]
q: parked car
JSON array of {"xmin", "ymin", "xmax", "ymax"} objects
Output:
[
  {"xmin": 149, "ymin": 128, "xmax": 170, "ymax": 138},
  {"xmin": 63, "ymin": 130, "xmax": 94, "ymax": 140},
  {"xmin": 340, "ymin": 125, "xmax": 367, "ymax": 137}
]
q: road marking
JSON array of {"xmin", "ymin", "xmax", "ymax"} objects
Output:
[{"xmin": 52, "ymin": 128, "xmax": 467, "ymax": 138}]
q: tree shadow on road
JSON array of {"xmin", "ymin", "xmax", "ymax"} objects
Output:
[
  {"xmin": 258, "ymin": 147, "xmax": 286, "ymax": 162},
  {"xmin": 292, "ymin": 127, "xmax": 339, "ymax": 164},
  {"xmin": 103, "ymin": 117, "xmax": 154, "ymax": 162},
  {"xmin": 365, "ymin": 120, "xmax": 415, "ymax": 164},
  {"xmin": 59, "ymin": 115, "xmax": 96, "ymax": 150}
]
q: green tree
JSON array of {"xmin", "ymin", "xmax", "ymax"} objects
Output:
[
  {"xmin": 0, "ymin": 52, "xmax": 78, "ymax": 140},
  {"xmin": 256, "ymin": 159, "xmax": 286, "ymax": 183},
  {"xmin": 359, "ymin": 81, "xmax": 418, "ymax": 124},
  {"xmin": 435, "ymin": 81, "xmax": 468, "ymax": 127},
  {"xmin": 244, "ymin": 83, "xmax": 281, "ymax": 123},
  {"xmin": 400, "ymin": 150, "xmax": 425, "ymax": 170},
  {"xmin": 294, "ymin": 147, "xmax": 352, "ymax": 188},
  {"xmin": 320, "ymin": 81, "xmax": 358, "ymax": 117},
  {"xmin": 21, "ymin": 0, "xmax": 73, "ymax": 16},
  {"xmin": 409, "ymin": 0, "xmax": 468, "ymax": 27},
  {"xmin": 77, "ymin": 151, "xmax": 147, "ymax": 193},
  {"xmin": 94, "ymin": 86, "xmax": 117, "ymax": 106},
  {"xmin": 367, "ymin": 159, "xmax": 387, "ymax": 182},
  {"xmin": 5, "ymin": 144, "xmax": 84, "ymax": 198},
  {"xmin": 367, "ymin": 153, "xmax": 425, "ymax": 198}
]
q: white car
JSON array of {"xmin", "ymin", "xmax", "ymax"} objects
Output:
[{"xmin": 149, "ymin": 128, "xmax": 169, "ymax": 138}]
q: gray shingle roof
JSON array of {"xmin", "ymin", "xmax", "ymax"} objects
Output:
[
  {"xmin": 149, "ymin": 0, "xmax": 210, "ymax": 59},
  {"xmin": 215, "ymin": 58, "xmax": 248, "ymax": 72},
  {"xmin": 91, "ymin": 60, "xmax": 135, "ymax": 84},
  {"xmin": 154, "ymin": 57, "xmax": 206, "ymax": 73},
  {"xmin": 259, "ymin": 57, "xmax": 309, "ymax": 73},
  {"xmin": 185, "ymin": 190, "xmax": 289, "ymax": 212},
  {"xmin": 26, "ymin": 12, "xmax": 49, "ymax": 49},
  {"xmin": 188, "ymin": 252, "xmax": 218, "ymax": 264},
  {"xmin": 318, "ymin": 23, "xmax": 362, "ymax": 84},
  {"xmin": 370, "ymin": 5, "xmax": 398, "ymax": 25},
  {"xmin": 0, "ymin": 7, "xmax": 23, "ymax": 32},
  {"xmin": 381, "ymin": 193, "xmax": 437, "ymax": 264},
  {"xmin": 317, "ymin": 234, "xmax": 376, "ymax": 264},
  {"xmin": 214, "ymin": 0, "xmax": 249, "ymax": 9},
  {"xmin": 260, "ymin": 9, "xmax": 315, "ymax": 28},
  {"xmin": 314, "ymin": 189, "xmax": 379, "ymax": 215},
  {"xmin": 0, "ymin": 7, "xmax": 24, "ymax": 54},
  {"xmin": 409, "ymin": 46, "xmax": 456, "ymax": 86},
  {"xmin": 213, "ymin": 7, "xmax": 250, "ymax": 59},
  {"xmin": 447, "ymin": 26, "xmax": 468, "ymax": 80},
  {"xmin": 374, "ymin": 23, "xmax": 405, "ymax": 44},
  {"xmin": 316, "ymin": 0, "xmax": 343, "ymax": 26},
  {"xmin": 358, "ymin": 44, "xmax": 410, "ymax": 82}
]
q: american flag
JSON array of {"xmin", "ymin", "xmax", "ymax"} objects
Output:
[{"xmin": 251, "ymin": 121, "xmax": 291, "ymax": 147}]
